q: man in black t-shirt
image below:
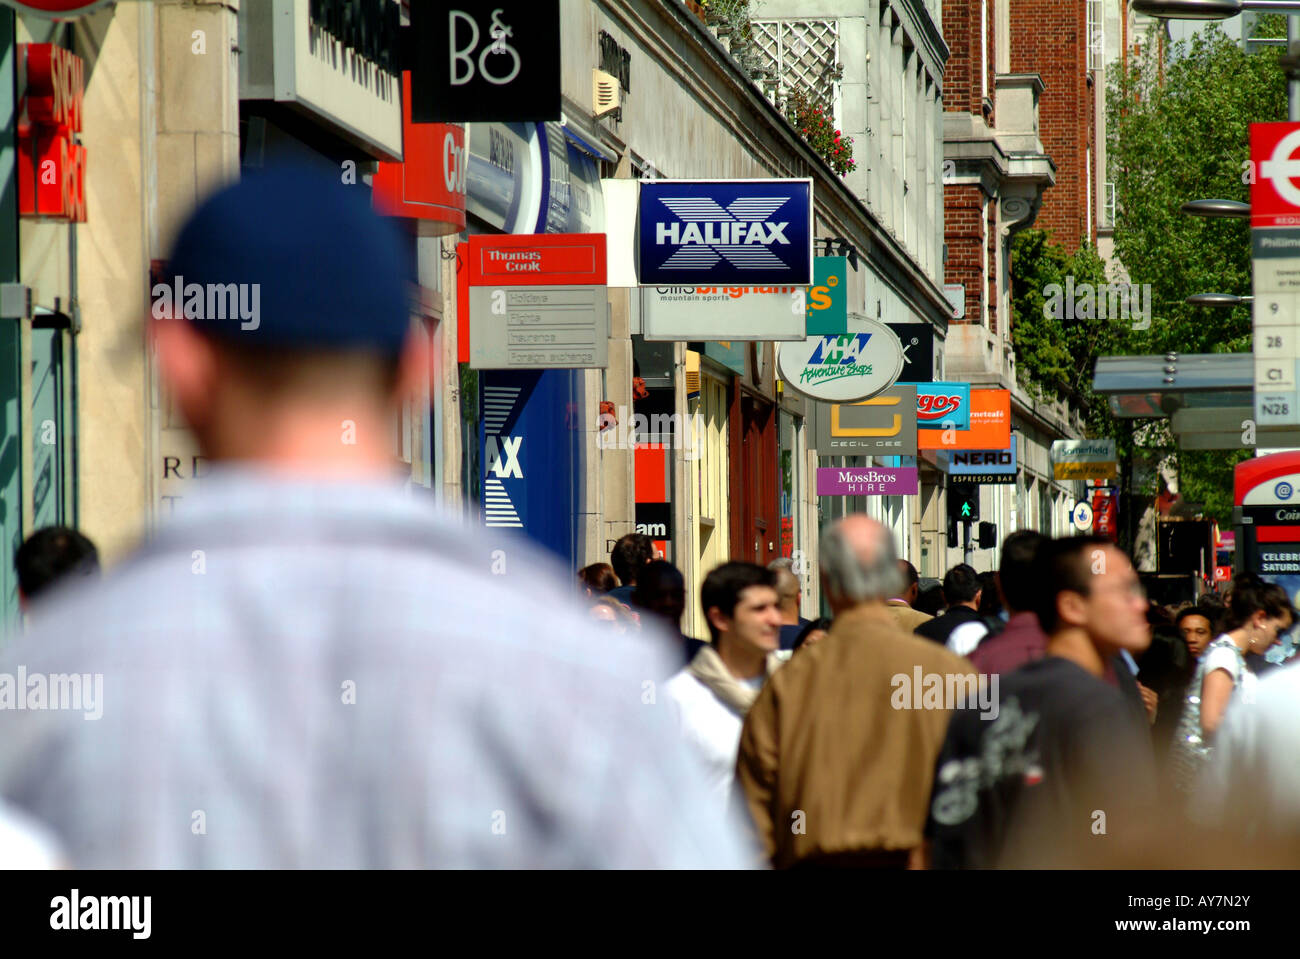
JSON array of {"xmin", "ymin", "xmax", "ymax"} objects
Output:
[{"xmin": 925, "ymin": 536, "xmax": 1157, "ymax": 868}]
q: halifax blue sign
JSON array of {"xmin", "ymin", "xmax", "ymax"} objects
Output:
[{"xmin": 636, "ymin": 179, "xmax": 813, "ymax": 286}]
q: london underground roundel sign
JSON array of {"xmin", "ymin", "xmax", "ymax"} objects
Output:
[
  {"xmin": 1, "ymin": 0, "xmax": 113, "ymax": 18},
  {"xmin": 777, "ymin": 323, "xmax": 905, "ymax": 403}
]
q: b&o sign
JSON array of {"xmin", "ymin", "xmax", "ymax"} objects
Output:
[{"xmin": 410, "ymin": 0, "xmax": 561, "ymax": 124}]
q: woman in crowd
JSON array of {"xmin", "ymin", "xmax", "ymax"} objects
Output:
[{"xmin": 1170, "ymin": 574, "xmax": 1295, "ymax": 795}]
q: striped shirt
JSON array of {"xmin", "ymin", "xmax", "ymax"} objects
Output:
[{"xmin": 0, "ymin": 467, "xmax": 751, "ymax": 868}]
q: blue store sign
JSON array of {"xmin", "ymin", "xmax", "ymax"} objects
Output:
[
  {"xmin": 480, "ymin": 369, "xmax": 584, "ymax": 565},
  {"xmin": 637, "ymin": 179, "xmax": 813, "ymax": 286}
]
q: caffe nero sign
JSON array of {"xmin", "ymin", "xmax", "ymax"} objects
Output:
[
  {"xmin": 410, "ymin": 0, "xmax": 561, "ymax": 124},
  {"xmin": 637, "ymin": 179, "xmax": 814, "ymax": 286}
]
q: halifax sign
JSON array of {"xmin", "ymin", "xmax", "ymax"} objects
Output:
[{"xmin": 636, "ymin": 179, "xmax": 813, "ymax": 286}]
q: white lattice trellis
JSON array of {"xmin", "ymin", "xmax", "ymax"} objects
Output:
[{"xmin": 750, "ymin": 20, "xmax": 841, "ymax": 116}]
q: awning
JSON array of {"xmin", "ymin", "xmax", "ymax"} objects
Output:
[{"xmin": 563, "ymin": 124, "xmax": 618, "ymax": 164}]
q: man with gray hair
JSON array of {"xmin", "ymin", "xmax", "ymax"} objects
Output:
[
  {"xmin": 768, "ymin": 558, "xmax": 810, "ymax": 650},
  {"xmin": 736, "ymin": 515, "xmax": 977, "ymax": 868}
]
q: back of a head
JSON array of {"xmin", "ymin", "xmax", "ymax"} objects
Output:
[
  {"xmin": 1030, "ymin": 535, "xmax": 1114, "ymax": 636},
  {"xmin": 1223, "ymin": 572, "xmax": 1296, "ymax": 631},
  {"xmin": 700, "ymin": 561, "xmax": 776, "ymax": 642},
  {"xmin": 915, "ymin": 584, "xmax": 946, "ymax": 617},
  {"xmin": 633, "ymin": 560, "xmax": 684, "ymax": 605},
  {"xmin": 161, "ymin": 164, "xmax": 412, "ymax": 425},
  {"xmin": 941, "ymin": 563, "xmax": 980, "ymax": 607},
  {"xmin": 819, "ymin": 515, "xmax": 904, "ymax": 606},
  {"xmin": 977, "ymin": 571, "xmax": 1002, "ymax": 618},
  {"xmin": 998, "ymin": 530, "xmax": 1045, "ymax": 614},
  {"xmin": 15, "ymin": 526, "xmax": 100, "ymax": 603},
  {"xmin": 898, "ymin": 559, "xmax": 919, "ymax": 590},
  {"xmin": 610, "ymin": 533, "xmax": 653, "ymax": 586},
  {"xmin": 767, "ymin": 561, "xmax": 800, "ymax": 606},
  {"xmin": 579, "ymin": 563, "xmax": 618, "ymax": 594}
]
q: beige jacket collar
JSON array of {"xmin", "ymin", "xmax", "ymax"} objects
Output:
[{"xmin": 687, "ymin": 643, "xmax": 784, "ymax": 715}]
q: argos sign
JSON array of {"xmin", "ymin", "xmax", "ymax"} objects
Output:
[
  {"xmin": 914, "ymin": 382, "xmax": 971, "ymax": 430},
  {"xmin": 17, "ymin": 43, "xmax": 86, "ymax": 223},
  {"xmin": 637, "ymin": 179, "xmax": 813, "ymax": 286},
  {"xmin": 777, "ymin": 324, "xmax": 905, "ymax": 402}
]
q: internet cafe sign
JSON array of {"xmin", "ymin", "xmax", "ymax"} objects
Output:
[
  {"xmin": 777, "ymin": 324, "xmax": 905, "ymax": 403},
  {"xmin": 409, "ymin": 0, "xmax": 561, "ymax": 123},
  {"xmin": 240, "ymin": 0, "xmax": 402, "ymax": 160},
  {"xmin": 1052, "ymin": 438, "xmax": 1117, "ymax": 481}
]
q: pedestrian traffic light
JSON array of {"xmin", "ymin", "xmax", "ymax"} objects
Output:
[
  {"xmin": 948, "ymin": 483, "xmax": 979, "ymax": 524},
  {"xmin": 978, "ymin": 521, "xmax": 997, "ymax": 550}
]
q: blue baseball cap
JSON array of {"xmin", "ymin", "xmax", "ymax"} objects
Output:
[{"xmin": 162, "ymin": 163, "xmax": 412, "ymax": 355}]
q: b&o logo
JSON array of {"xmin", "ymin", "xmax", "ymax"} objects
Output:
[{"xmin": 450, "ymin": 8, "xmax": 522, "ymax": 86}]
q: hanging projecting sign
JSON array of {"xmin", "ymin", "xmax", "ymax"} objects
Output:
[
  {"xmin": 239, "ymin": 0, "xmax": 402, "ymax": 160},
  {"xmin": 814, "ymin": 385, "xmax": 918, "ymax": 456},
  {"xmin": 816, "ymin": 466, "xmax": 919, "ymax": 496},
  {"xmin": 372, "ymin": 73, "xmax": 466, "ymax": 235},
  {"xmin": 1051, "ymin": 438, "xmax": 1118, "ymax": 480},
  {"xmin": 18, "ymin": 43, "xmax": 86, "ymax": 222},
  {"xmin": 409, "ymin": 0, "xmax": 561, "ymax": 124},
  {"xmin": 919, "ymin": 388, "xmax": 1010, "ymax": 451},
  {"xmin": 889, "ymin": 323, "xmax": 935, "ymax": 382},
  {"xmin": 777, "ymin": 326, "xmax": 905, "ymax": 403},
  {"xmin": 806, "ymin": 256, "xmax": 848, "ymax": 335},
  {"xmin": 938, "ymin": 436, "xmax": 1018, "ymax": 484},
  {"xmin": 1250, "ymin": 121, "xmax": 1300, "ymax": 428},
  {"xmin": 467, "ymin": 233, "xmax": 608, "ymax": 369},
  {"xmin": 637, "ymin": 179, "xmax": 814, "ymax": 286},
  {"xmin": 0, "ymin": 0, "xmax": 110, "ymax": 16},
  {"xmin": 642, "ymin": 286, "xmax": 806, "ymax": 342},
  {"xmin": 914, "ymin": 382, "xmax": 971, "ymax": 431}
]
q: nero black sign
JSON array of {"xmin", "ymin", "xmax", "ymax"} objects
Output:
[{"xmin": 410, "ymin": 1, "xmax": 561, "ymax": 123}]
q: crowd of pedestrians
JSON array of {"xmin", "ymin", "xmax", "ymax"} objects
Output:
[{"xmin": 579, "ymin": 517, "xmax": 1300, "ymax": 868}]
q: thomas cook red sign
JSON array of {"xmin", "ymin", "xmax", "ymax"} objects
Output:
[
  {"xmin": 1251, "ymin": 122, "xmax": 1300, "ymax": 229},
  {"xmin": 1, "ymin": 0, "xmax": 113, "ymax": 17},
  {"xmin": 18, "ymin": 44, "xmax": 86, "ymax": 223}
]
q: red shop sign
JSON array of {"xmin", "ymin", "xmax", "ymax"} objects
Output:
[
  {"xmin": 372, "ymin": 72, "xmax": 466, "ymax": 236},
  {"xmin": 0, "ymin": 0, "xmax": 113, "ymax": 18},
  {"xmin": 466, "ymin": 233, "xmax": 607, "ymax": 287},
  {"xmin": 18, "ymin": 43, "xmax": 86, "ymax": 222}
]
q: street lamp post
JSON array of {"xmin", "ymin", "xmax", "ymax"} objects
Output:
[
  {"xmin": 1133, "ymin": 0, "xmax": 1300, "ymax": 119},
  {"xmin": 1181, "ymin": 199, "xmax": 1251, "ymax": 217},
  {"xmin": 1186, "ymin": 292, "xmax": 1254, "ymax": 305}
]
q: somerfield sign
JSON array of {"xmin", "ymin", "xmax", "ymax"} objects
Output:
[{"xmin": 637, "ymin": 179, "xmax": 813, "ymax": 286}]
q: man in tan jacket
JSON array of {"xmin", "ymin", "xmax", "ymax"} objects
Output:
[
  {"xmin": 888, "ymin": 559, "xmax": 934, "ymax": 634},
  {"xmin": 736, "ymin": 515, "xmax": 978, "ymax": 868}
]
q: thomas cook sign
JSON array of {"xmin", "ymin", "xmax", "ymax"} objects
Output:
[
  {"xmin": 777, "ymin": 324, "xmax": 905, "ymax": 403},
  {"xmin": 409, "ymin": 0, "xmax": 561, "ymax": 124},
  {"xmin": 637, "ymin": 179, "xmax": 813, "ymax": 286}
]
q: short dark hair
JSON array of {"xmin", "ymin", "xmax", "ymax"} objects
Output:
[
  {"xmin": 1032, "ymin": 535, "xmax": 1116, "ymax": 635},
  {"xmin": 998, "ymin": 530, "xmax": 1045, "ymax": 614},
  {"xmin": 941, "ymin": 564, "xmax": 981, "ymax": 606},
  {"xmin": 898, "ymin": 559, "xmax": 919, "ymax": 588},
  {"xmin": 1175, "ymin": 604, "xmax": 1216, "ymax": 632},
  {"xmin": 578, "ymin": 562, "xmax": 618, "ymax": 594},
  {"xmin": 632, "ymin": 560, "xmax": 684, "ymax": 605},
  {"xmin": 700, "ymin": 561, "xmax": 777, "ymax": 643},
  {"xmin": 915, "ymin": 584, "xmax": 946, "ymax": 617},
  {"xmin": 15, "ymin": 526, "xmax": 99, "ymax": 601},
  {"xmin": 610, "ymin": 533, "xmax": 654, "ymax": 586}
]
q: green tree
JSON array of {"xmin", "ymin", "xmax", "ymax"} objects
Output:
[{"xmin": 1105, "ymin": 23, "xmax": 1286, "ymax": 521}]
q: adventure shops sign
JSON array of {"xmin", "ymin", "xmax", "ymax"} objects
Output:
[{"xmin": 777, "ymin": 325, "xmax": 905, "ymax": 403}]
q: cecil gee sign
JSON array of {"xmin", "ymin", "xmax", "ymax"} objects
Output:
[
  {"xmin": 777, "ymin": 325, "xmax": 905, "ymax": 403},
  {"xmin": 636, "ymin": 179, "xmax": 813, "ymax": 286}
]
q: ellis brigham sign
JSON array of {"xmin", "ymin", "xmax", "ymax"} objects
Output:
[{"xmin": 409, "ymin": 0, "xmax": 561, "ymax": 123}]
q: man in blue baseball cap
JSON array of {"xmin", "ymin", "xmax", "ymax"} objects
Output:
[{"xmin": 0, "ymin": 165, "xmax": 752, "ymax": 869}]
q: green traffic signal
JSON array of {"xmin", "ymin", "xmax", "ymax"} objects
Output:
[{"xmin": 961, "ymin": 502, "xmax": 971, "ymax": 517}]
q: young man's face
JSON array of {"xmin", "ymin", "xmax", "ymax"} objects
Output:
[
  {"xmin": 1080, "ymin": 546, "xmax": 1150, "ymax": 654},
  {"xmin": 715, "ymin": 585, "xmax": 783, "ymax": 655},
  {"xmin": 1179, "ymin": 614, "xmax": 1213, "ymax": 657}
]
